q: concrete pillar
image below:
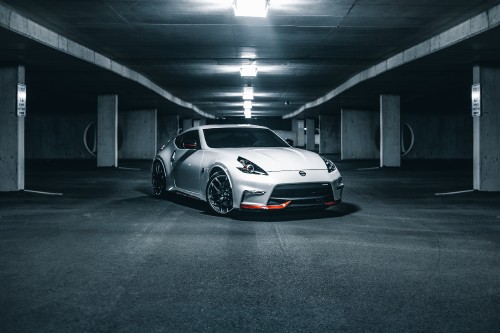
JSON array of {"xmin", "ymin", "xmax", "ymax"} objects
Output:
[
  {"xmin": 119, "ymin": 109, "xmax": 157, "ymax": 159},
  {"xmin": 341, "ymin": 109, "xmax": 379, "ymax": 160},
  {"xmin": 0, "ymin": 65, "xmax": 25, "ymax": 191},
  {"xmin": 291, "ymin": 119, "xmax": 298, "ymax": 146},
  {"xmin": 193, "ymin": 119, "xmax": 206, "ymax": 127},
  {"xmin": 380, "ymin": 94, "xmax": 401, "ymax": 167},
  {"xmin": 473, "ymin": 66, "xmax": 500, "ymax": 191},
  {"xmin": 296, "ymin": 119, "xmax": 305, "ymax": 148},
  {"xmin": 182, "ymin": 118, "xmax": 192, "ymax": 132},
  {"xmin": 319, "ymin": 114, "xmax": 340, "ymax": 154},
  {"xmin": 306, "ymin": 118, "xmax": 315, "ymax": 151},
  {"xmin": 158, "ymin": 114, "xmax": 179, "ymax": 147},
  {"xmin": 97, "ymin": 94, "xmax": 118, "ymax": 167}
]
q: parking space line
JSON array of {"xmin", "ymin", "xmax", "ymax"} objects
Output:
[
  {"xmin": 23, "ymin": 189, "xmax": 63, "ymax": 196},
  {"xmin": 118, "ymin": 167, "xmax": 142, "ymax": 171},
  {"xmin": 435, "ymin": 189, "xmax": 474, "ymax": 196}
]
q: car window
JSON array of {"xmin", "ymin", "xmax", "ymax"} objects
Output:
[
  {"xmin": 174, "ymin": 130, "xmax": 200, "ymax": 149},
  {"xmin": 182, "ymin": 130, "xmax": 200, "ymax": 149},
  {"xmin": 204, "ymin": 128, "xmax": 289, "ymax": 148},
  {"xmin": 174, "ymin": 134, "xmax": 183, "ymax": 148}
]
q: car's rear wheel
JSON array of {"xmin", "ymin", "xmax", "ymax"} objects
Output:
[
  {"xmin": 206, "ymin": 170, "xmax": 234, "ymax": 215},
  {"xmin": 152, "ymin": 160, "xmax": 167, "ymax": 198}
]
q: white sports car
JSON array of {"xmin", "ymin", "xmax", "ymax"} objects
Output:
[{"xmin": 152, "ymin": 124, "xmax": 343, "ymax": 216}]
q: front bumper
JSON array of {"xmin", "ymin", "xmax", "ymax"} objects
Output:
[{"xmin": 235, "ymin": 169, "xmax": 343, "ymax": 211}]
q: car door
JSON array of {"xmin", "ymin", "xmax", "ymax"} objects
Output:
[{"xmin": 171, "ymin": 130, "xmax": 204, "ymax": 195}]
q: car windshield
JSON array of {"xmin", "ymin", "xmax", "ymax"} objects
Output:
[{"xmin": 203, "ymin": 127, "xmax": 289, "ymax": 148}]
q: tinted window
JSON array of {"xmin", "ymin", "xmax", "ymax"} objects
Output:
[
  {"xmin": 175, "ymin": 130, "xmax": 200, "ymax": 149},
  {"xmin": 204, "ymin": 128, "xmax": 289, "ymax": 148},
  {"xmin": 174, "ymin": 135, "xmax": 183, "ymax": 148}
]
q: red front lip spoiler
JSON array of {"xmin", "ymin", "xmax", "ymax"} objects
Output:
[
  {"xmin": 240, "ymin": 200, "xmax": 340, "ymax": 210},
  {"xmin": 240, "ymin": 201, "xmax": 292, "ymax": 210}
]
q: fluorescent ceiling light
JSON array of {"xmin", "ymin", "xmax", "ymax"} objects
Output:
[
  {"xmin": 243, "ymin": 100, "xmax": 252, "ymax": 109},
  {"xmin": 240, "ymin": 65, "xmax": 258, "ymax": 77},
  {"xmin": 242, "ymin": 86, "xmax": 254, "ymax": 100},
  {"xmin": 233, "ymin": 0, "xmax": 269, "ymax": 18},
  {"xmin": 244, "ymin": 108, "xmax": 252, "ymax": 118}
]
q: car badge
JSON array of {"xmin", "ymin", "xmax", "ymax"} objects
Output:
[{"xmin": 299, "ymin": 171, "xmax": 306, "ymax": 176}]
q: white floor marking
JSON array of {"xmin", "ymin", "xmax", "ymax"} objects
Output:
[
  {"xmin": 23, "ymin": 189, "xmax": 63, "ymax": 196},
  {"xmin": 118, "ymin": 167, "xmax": 141, "ymax": 171},
  {"xmin": 435, "ymin": 189, "xmax": 474, "ymax": 196}
]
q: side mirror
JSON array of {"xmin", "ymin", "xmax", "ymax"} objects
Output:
[{"xmin": 285, "ymin": 138, "xmax": 294, "ymax": 146}]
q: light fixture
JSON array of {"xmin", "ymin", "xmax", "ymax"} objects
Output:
[
  {"xmin": 242, "ymin": 86, "xmax": 254, "ymax": 100},
  {"xmin": 244, "ymin": 108, "xmax": 252, "ymax": 118},
  {"xmin": 233, "ymin": 0, "xmax": 269, "ymax": 18},
  {"xmin": 240, "ymin": 64, "xmax": 258, "ymax": 77},
  {"xmin": 243, "ymin": 100, "xmax": 252, "ymax": 109}
]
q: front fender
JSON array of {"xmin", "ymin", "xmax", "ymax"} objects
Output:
[{"xmin": 205, "ymin": 163, "xmax": 242, "ymax": 208}]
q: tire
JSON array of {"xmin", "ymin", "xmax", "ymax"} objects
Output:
[
  {"xmin": 206, "ymin": 170, "xmax": 234, "ymax": 215},
  {"xmin": 152, "ymin": 160, "xmax": 167, "ymax": 198}
]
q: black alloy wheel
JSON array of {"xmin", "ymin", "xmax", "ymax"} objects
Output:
[
  {"xmin": 152, "ymin": 160, "xmax": 167, "ymax": 198},
  {"xmin": 206, "ymin": 170, "xmax": 234, "ymax": 215}
]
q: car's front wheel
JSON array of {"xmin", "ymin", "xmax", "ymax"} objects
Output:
[
  {"xmin": 206, "ymin": 170, "xmax": 234, "ymax": 215},
  {"xmin": 152, "ymin": 160, "xmax": 167, "ymax": 198}
]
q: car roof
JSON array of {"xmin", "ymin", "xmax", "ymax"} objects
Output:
[{"xmin": 184, "ymin": 124, "xmax": 269, "ymax": 132}]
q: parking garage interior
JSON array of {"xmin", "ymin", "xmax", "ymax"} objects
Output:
[{"xmin": 1, "ymin": 1, "xmax": 500, "ymax": 332}]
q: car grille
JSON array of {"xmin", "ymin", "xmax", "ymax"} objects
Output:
[{"xmin": 267, "ymin": 183, "xmax": 335, "ymax": 208}]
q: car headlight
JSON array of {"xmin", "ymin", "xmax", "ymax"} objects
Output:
[
  {"xmin": 237, "ymin": 157, "xmax": 268, "ymax": 175},
  {"xmin": 321, "ymin": 156, "xmax": 337, "ymax": 173}
]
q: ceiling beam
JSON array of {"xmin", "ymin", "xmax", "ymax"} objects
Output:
[
  {"xmin": 283, "ymin": 3, "xmax": 500, "ymax": 119},
  {"xmin": 0, "ymin": 2, "xmax": 215, "ymax": 119}
]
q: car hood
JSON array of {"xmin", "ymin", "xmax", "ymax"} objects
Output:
[{"xmin": 219, "ymin": 147, "xmax": 326, "ymax": 172}]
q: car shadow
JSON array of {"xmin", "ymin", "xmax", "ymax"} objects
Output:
[
  {"xmin": 229, "ymin": 202, "xmax": 361, "ymax": 222},
  {"xmin": 165, "ymin": 193, "xmax": 209, "ymax": 211},
  {"xmin": 135, "ymin": 186, "xmax": 207, "ymax": 209},
  {"xmin": 138, "ymin": 186, "xmax": 360, "ymax": 222}
]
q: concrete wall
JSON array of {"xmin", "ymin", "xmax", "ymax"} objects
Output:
[
  {"xmin": 26, "ymin": 112, "xmax": 96, "ymax": 159},
  {"xmin": 402, "ymin": 112, "xmax": 472, "ymax": 159},
  {"xmin": 158, "ymin": 114, "xmax": 179, "ymax": 147},
  {"xmin": 24, "ymin": 109, "xmax": 471, "ymax": 161},
  {"xmin": 274, "ymin": 130, "xmax": 294, "ymax": 143},
  {"xmin": 118, "ymin": 110, "xmax": 157, "ymax": 160},
  {"xmin": 274, "ymin": 130, "xmax": 319, "ymax": 147},
  {"xmin": 319, "ymin": 114, "xmax": 341, "ymax": 154},
  {"xmin": 331, "ymin": 109, "xmax": 471, "ymax": 160}
]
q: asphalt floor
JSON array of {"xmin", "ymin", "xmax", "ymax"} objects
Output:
[{"xmin": 0, "ymin": 158, "xmax": 499, "ymax": 332}]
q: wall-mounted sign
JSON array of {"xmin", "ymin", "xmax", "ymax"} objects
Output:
[
  {"xmin": 471, "ymin": 83, "xmax": 481, "ymax": 117},
  {"xmin": 17, "ymin": 83, "xmax": 26, "ymax": 117}
]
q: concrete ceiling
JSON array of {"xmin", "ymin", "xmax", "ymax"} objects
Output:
[{"xmin": 1, "ymin": 0, "xmax": 500, "ymax": 119}]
